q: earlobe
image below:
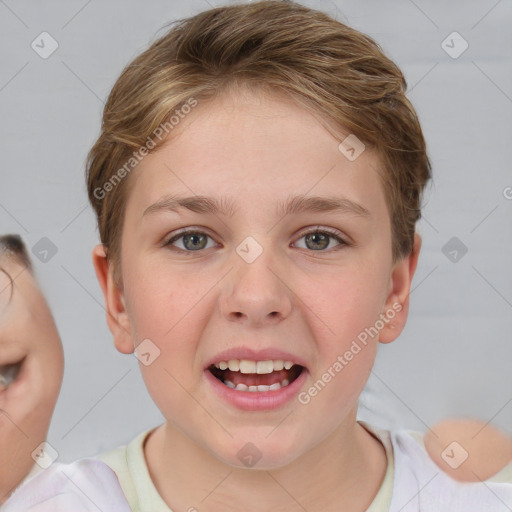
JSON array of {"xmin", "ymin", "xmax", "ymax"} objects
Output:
[
  {"xmin": 379, "ymin": 233, "xmax": 422, "ymax": 344},
  {"xmin": 92, "ymin": 244, "xmax": 134, "ymax": 354}
]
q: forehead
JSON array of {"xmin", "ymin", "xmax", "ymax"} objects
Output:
[
  {"xmin": 126, "ymin": 88, "xmax": 388, "ymax": 222},
  {"xmin": 0, "ymin": 266, "xmax": 11, "ymax": 305},
  {"xmin": 0, "ymin": 245, "xmax": 35, "ymax": 295},
  {"xmin": 0, "ymin": 256, "xmax": 20, "ymax": 310}
]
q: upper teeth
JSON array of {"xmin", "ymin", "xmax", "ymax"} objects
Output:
[{"xmin": 214, "ymin": 359, "xmax": 295, "ymax": 374}]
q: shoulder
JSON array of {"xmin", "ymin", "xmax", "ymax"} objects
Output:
[
  {"xmin": 389, "ymin": 425, "xmax": 512, "ymax": 510},
  {"xmin": 423, "ymin": 418, "xmax": 512, "ymax": 482},
  {"xmin": 2, "ymin": 458, "xmax": 131, "ymax": 512},
  {"xmin": 95, "ymin": 427, "xmax": 155, "ymax": 483},
  {"xmin": 95, "ymin": 427, "xmax": 160, "ymax": 511}
]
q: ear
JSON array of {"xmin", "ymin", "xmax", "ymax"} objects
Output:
[
  {"xmin": 379, "ymin": 232, "xmax": 422, "ymax": 344},
  {"xmin": 92, "ymin": 244, "xmax": 134, "ymax": 354}
]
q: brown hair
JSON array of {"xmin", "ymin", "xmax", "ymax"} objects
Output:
[
  {"xmin": 86, "ymin": 0, "xmax": 431, "ymax": 283},
  {"xmin": 0, "ymin": 234, "xmax": 32, "ymax": 271}
]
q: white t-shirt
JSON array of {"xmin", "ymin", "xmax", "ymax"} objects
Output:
[
  {"xmin": 3, "ymin": 421, "xmax": 512, "ymax": 511},
  {"xmin": 1, "ymin": 458, "xmax": 131, "ymax": 512},
  {"xmin": 387, "ymin": 426, "xmax": 512, "ymax": 511}
]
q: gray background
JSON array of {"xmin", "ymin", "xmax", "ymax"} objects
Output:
[{"xmin": 0, "ymin": 0, "xmax": 511, "ymax": 462}]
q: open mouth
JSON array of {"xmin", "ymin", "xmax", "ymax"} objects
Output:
[
  {"xmin": 208, "ymin": 359, "xmax": 304, "ymax": 392},
  {"xmin": 0, "ymin": 361, "xmax": 23, "ymax": 391}
]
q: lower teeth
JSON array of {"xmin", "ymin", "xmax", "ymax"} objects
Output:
[{"xmin": 223, "ymin": 379, "xmax": 290, "ymax": 392}]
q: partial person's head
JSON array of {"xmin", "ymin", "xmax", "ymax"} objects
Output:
[
  {"xmin": 0, "ymin": 235, "xmax": 64, "ymax": 503},
  {"xmin": 89, "ymin": 1, "xmax": 431, "ymax": 469}
]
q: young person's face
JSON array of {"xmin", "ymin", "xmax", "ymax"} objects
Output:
[
  {"xmin": 0, "ymin": 254, "xmax": 64, "ymax": 502},
  {"xmin": 95, "ymin": 88, "xmax": 418, "ymax": 469}
]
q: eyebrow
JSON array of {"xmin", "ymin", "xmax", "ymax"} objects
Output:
[{"xmin": 143, "ymin": 194, "xmax": 371, "ymax": 219}]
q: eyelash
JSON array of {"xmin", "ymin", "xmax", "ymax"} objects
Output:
[{"xmin": 164, "ymin": 226, "xmax": 350, "ymax": 254}]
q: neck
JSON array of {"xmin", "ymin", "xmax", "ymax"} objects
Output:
[{"xmin": 144, "ymin": 409, "xmax": 387, "ymax": 512}]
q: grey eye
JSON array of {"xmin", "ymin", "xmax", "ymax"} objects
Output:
[
  {"xmin": 167, "ymin": 231, "xmax": 216, "ymax": 252},
  {"xmin": 294, "ymin": 230, "xmax": 345, "ymax": 251}
]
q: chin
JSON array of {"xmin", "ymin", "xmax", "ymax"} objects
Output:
[{"xmin": 210, "ymin": 432, "xmax": 307, "ymax": 471}]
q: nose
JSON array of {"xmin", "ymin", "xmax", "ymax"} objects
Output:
[{"xmin": 220, "ymin": 241, "xmax": 293, "ymax": 327}]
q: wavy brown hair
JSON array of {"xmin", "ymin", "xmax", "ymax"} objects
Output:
[{"xmin": 86, "ymin": 0, "xmax": 431, "ymax": 283}]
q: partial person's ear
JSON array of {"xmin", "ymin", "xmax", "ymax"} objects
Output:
[
  {"xmin": 379, "ymin": 232, "xmax": 422, "ymax": 344},
  {"xmin": 425, "ymin": 418, "xmax": 512, "ymax": 482},
  {"xmin": 92, "ymin": 244, "xmax": 134, "ymax": 354}
]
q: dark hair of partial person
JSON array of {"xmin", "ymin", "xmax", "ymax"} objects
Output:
[{"xmin": 0, "ymin": 234, "xmax": 32, "ymax": 271}]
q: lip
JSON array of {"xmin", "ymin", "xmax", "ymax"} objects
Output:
[
  {"xmin": 204, "ymin": 365, "xmax": 308, "ymax": 411},
  {"xmin": 204, "ymin": 347, "xmax": 309, "ymax": 369}
]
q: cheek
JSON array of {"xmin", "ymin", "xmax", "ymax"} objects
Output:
[
  {"xmin": 125, "ymin": 268, "xmax": 206, "ymax": 341},
  {"xmin": 302, "ymin": 260, "xmax": 390, "ymax": 348},
  {"xmin": 123, "ymin": 266, "xmax": 211, "ymax": 393},
  {"xmin": 297, "ymin": 277, "xmax": 381, "ymax": 419},
  {"xmin": 294, "ymin": 261, "xmax": 388, "ymax": 410}
]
